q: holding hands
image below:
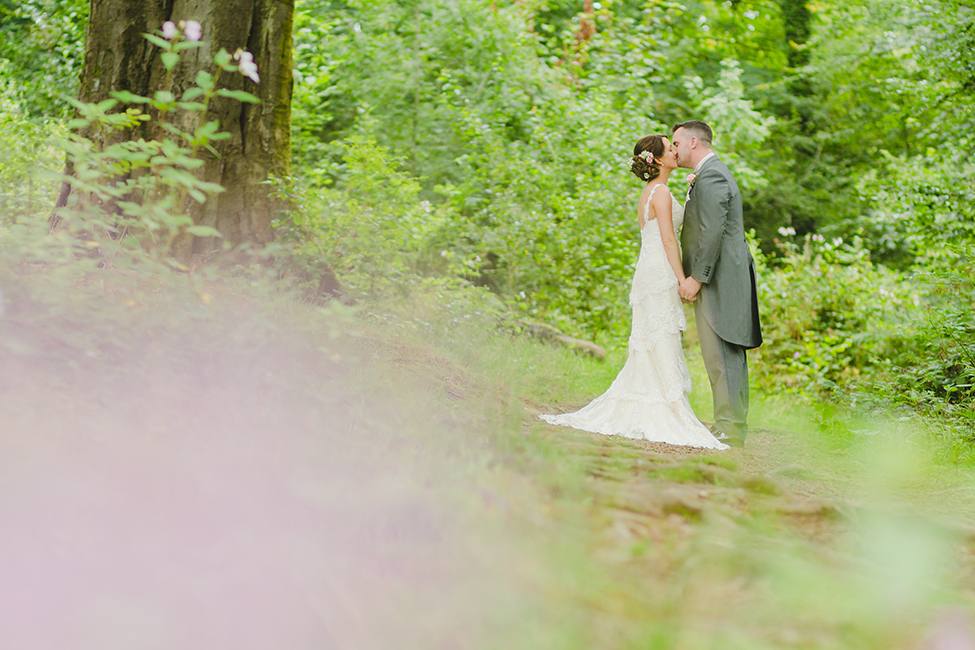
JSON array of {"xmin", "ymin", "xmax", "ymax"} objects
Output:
[{"xmin": 679, "ymin": 276, "xmax": 702, "ymax": 303}]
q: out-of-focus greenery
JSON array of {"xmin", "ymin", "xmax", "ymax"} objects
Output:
[
  {"xmin": 5, "ymin": 4, "xmax": 975, "ymax": 645},
  {"xmin": 279, "ymin": 0, "xmax": 975, "ymax": 437},
  {"xmin": 4, "ymin": 26, "xmax": 264, "ymax": 276},
  {"xmin": 2, "ymin": 0, "xmax": 975, "ymax": 436},
  {"xmin": 0, "ymin": 0, "xmax": 87, "ymax": 118}
]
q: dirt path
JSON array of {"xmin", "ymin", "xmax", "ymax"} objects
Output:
[{"xmin": 522, "ymin": 403, "xmax": 975, "ymax": 649}]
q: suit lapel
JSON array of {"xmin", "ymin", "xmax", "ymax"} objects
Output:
[
  {"xmin": 688, "ymin": 156, "xmax": 717, "ymax": 199},
  {"xmin": 687, "ymin": 155, "xmax": 720, "ymax": 204}
]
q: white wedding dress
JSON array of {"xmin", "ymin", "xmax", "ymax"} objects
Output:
[{"xmin": 540, "ymin": 185, "xmax": 728, "ymax": 450}]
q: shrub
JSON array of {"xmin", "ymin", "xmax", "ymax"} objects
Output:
[{"xmin": 751, "ymin": 232, "xmax": 917, "ymax": 396}]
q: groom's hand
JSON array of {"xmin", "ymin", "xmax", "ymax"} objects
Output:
[{"xmin": 679, "ymin": 277, "xmax": 702, "ymax": 302}]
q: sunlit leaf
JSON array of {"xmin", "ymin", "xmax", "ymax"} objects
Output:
[
  {"xmin": 215, "ymin": 89, "xmax": 261, "ymax": 104},
  {"xmin": 161, "ymin": 51, "xmax": 180, "ymax": 71},
  {"xmin": 142, "ymin": 33, "xmax": 171, "ymax": 50},
  {"xmin": 186, "ymin": 225, "xmax": 223, "ymax": 238}
]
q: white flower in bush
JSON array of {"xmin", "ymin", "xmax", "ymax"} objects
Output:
[
  {"xmin": 234, "ymin": 49, "xmax": 260, "ymax": 83},
  {"xmin": 162, "ymin": 21, "xmax": 177, "ymax": 40},
  {"xmin": 184, "ymin": 20, "xmax": 202, "ymax": 42}
]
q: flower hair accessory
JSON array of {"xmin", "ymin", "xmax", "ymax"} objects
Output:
[{"xmin": 638, "ymin": 150, "xmax": 654, "ymax": 162}]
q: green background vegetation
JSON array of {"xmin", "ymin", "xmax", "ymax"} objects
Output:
[{"xmin": 2, "ymin": 0, "xmax": 975, "ymax": 647}]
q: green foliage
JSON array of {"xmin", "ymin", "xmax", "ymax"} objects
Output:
[
  {"xmin": 0, "ymin": 100, "xmax": 62, "ymax": 218},
  {"xmin": 5, "ymin": 0, "xmax": 975, "ymax": 439},
  {"xmin": 1, "ymin": 22, "xmax": 262, "ymax": 279},
  {"xmin": 0, "ymin": 0, "xmax": 87, "ymax": 118},
  {"xmin": 752, "ymin": 214, "xmax": 975, "ymax": 435},
  {"xmin": 752, "ymin": 234, "xmax": 916, "ymax": 396},
  {"xmin": 287, "ymin": 0, "xmax": 778, "ymax": 341},
  {"xmin": 429, "ymin": 94, "xmax": 654, "ymax": 340},
  {"xmin": 274, "ymin": 135, "xmax": 442, "ymax": 298},
  {"xmin": 870, "ymin": 250, "xmax": 975, "ymax": 433}
]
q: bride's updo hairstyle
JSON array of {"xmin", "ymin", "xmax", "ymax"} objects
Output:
[{"xmin": 630, "ymin": 135, "xmax": 666, "ymax": 183}]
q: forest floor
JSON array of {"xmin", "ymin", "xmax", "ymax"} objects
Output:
[{"xmin": 2, "ymin": 273, "xmax": 975, "ymax": 650}]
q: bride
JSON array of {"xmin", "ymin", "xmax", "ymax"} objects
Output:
[{"xmin": 540, "ymin": 135, "xmax": 728, "ymax": 450}]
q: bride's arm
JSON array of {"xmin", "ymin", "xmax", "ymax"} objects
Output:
[{"xmin": 652, "ymin": 189, "xmax": 686, "ymax": 283}]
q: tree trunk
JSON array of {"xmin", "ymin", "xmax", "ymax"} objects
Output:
[{"xmin": 74, "ymin": 0, "xmax": 294, "ymax": 252}]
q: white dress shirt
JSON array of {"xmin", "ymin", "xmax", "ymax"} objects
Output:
[{"xmin": 694, "ymin": 151, "xmax": 716, "ymax": 173}]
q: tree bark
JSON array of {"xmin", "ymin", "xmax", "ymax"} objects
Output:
[{"xmin": 73, "ymin": 0, "xmax": 293, "ymax": 252}]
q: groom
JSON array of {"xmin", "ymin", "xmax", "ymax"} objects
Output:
[{"xmin": 672, "ymin": 121, "xmax": 763, "ymax": 448}]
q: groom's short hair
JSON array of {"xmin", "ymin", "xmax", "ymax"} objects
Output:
[{"xmin": 672, "ymin": 120, "xmax": 713, "ymax": 146}]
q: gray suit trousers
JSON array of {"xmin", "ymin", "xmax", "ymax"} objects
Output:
[{"xmin": 695, "ymin": 303, "xmax": 749, "ymax": 442}]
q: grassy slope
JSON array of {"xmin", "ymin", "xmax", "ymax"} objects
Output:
[{"xmin": 2, "ymin": 270, "xmax": 975, "ymax": 649}]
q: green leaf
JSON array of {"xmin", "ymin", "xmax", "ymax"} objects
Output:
[
  {"xmin": 215, "ymin": 89, "xmax": 261, "ymax": 104},
  {"xmin": 67, "ymin": 119, "xmax": 89, "ymax": 129},
  {"xmin": 214, "ymin": 48, "xmax": 232, "ymax": 68},
  {"xmin": 143, "ymin": 33, "xmax": 172, "ymax": 50},
  {"xmin": 110, "ymin": 90, "xmax": 150, "ymax": 104},
  {"xmin": 153, "ymin": 90, "xmax": 176, "ymax": 104},
  {"xmin": 195, "ymin": 70, "xmax": 214, "ymax": 91},
  {"xmin": 186, "ymin": 225, "xmax": 223, "ymax": 238},
  {"xmin": 178, "ymin": 102, "xmax": 207, "ymax": 112},
  {"xmin": 182, "ymin": 87, "xmax": 206, "ymax": 101},
  {"xmin": 95, "ymin": 98, "xmax": 118, "ymax": 112},
  {"xmin": 174, "ymin": 41, "xmax": 204, "ymax": 52},
  {"xmin": 194, "ymin": 120, "xmax": 221, "ymax": 139},
  {"xmin": 173, "ymin": 155, "xmax": 205, "ymax": 170},
  {"xmin": 161, "ymin": 51, "xmax": 180, "ymax": 72},
  {"xmin": 196, "ymin": 181, "xmax": 226, "ymax": 194},
  {"xmin": 160, "ymin": 122, "xmax": 190, "ymax": 138}
]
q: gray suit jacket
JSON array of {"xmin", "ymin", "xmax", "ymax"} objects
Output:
[{"xmin": 680, "ymin": 155, "xmax": 763, "ymax": 349}]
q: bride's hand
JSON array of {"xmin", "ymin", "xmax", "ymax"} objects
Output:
[{"xmin": 678, "ymin": 276, "xmax": 702, "ymax": 302}]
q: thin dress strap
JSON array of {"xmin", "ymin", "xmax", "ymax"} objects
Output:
[{"xmin": 643, "ymin": 183, "xmax": 667, "ymax": 225}]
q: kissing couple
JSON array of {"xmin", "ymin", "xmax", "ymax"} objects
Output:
[{"xmin": 542, "ymin": 120, "xmax": 763, "ymax": 450}]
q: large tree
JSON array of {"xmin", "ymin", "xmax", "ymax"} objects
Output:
[{"xmin": 65, "ymin": 0, "xmax": 293, "ymax": 251}]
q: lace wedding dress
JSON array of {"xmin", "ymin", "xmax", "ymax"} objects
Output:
[{"xmin": 540, "ymin": 185, "xmax": 728, "ymax": 450}]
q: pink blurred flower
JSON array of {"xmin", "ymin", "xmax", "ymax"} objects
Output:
[
  {"xmin": 184, "ymin": 20, "xmax": 202, "ymax": 42},
  {"xmin": 161, "ymin": 21, "xmax": 177, "ymax": 40},
  {"xmin": 234, "ymin": 49, "xmax": 260, "ymax": 83}
]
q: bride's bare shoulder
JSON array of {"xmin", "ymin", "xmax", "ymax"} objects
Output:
[{"xmin": 649, "ymin": 183, "xmax": 672, "ymax": 206}]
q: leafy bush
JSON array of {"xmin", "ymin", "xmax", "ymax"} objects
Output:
[
  {"xmin": 274, "ymin": 134, "xmax": 443, "ymax": 299},
  {"xmin": 0, "ymin": 102, "xmax": 62, "ymax": 220},
  {"xmin": 751, "ymin": 233, "xmax": 917, "ymax": 395},
  {"xmin": 873, "ymin": 249, "xmax": 975, "ymax": 431},
  {"xmin": 281, "ymin": 61, "xmax": 774, "ymax": 344},
  {"xmin": 289, "ymin": 0, "xmax": 777, "ymax": 343},
  {"xmin": 2, "ymin": 24, "xmax": 264, "ymax": 275},
  {"xmin": 0, "ymin": 0, "xmax": 87, "ymax": 118}
]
